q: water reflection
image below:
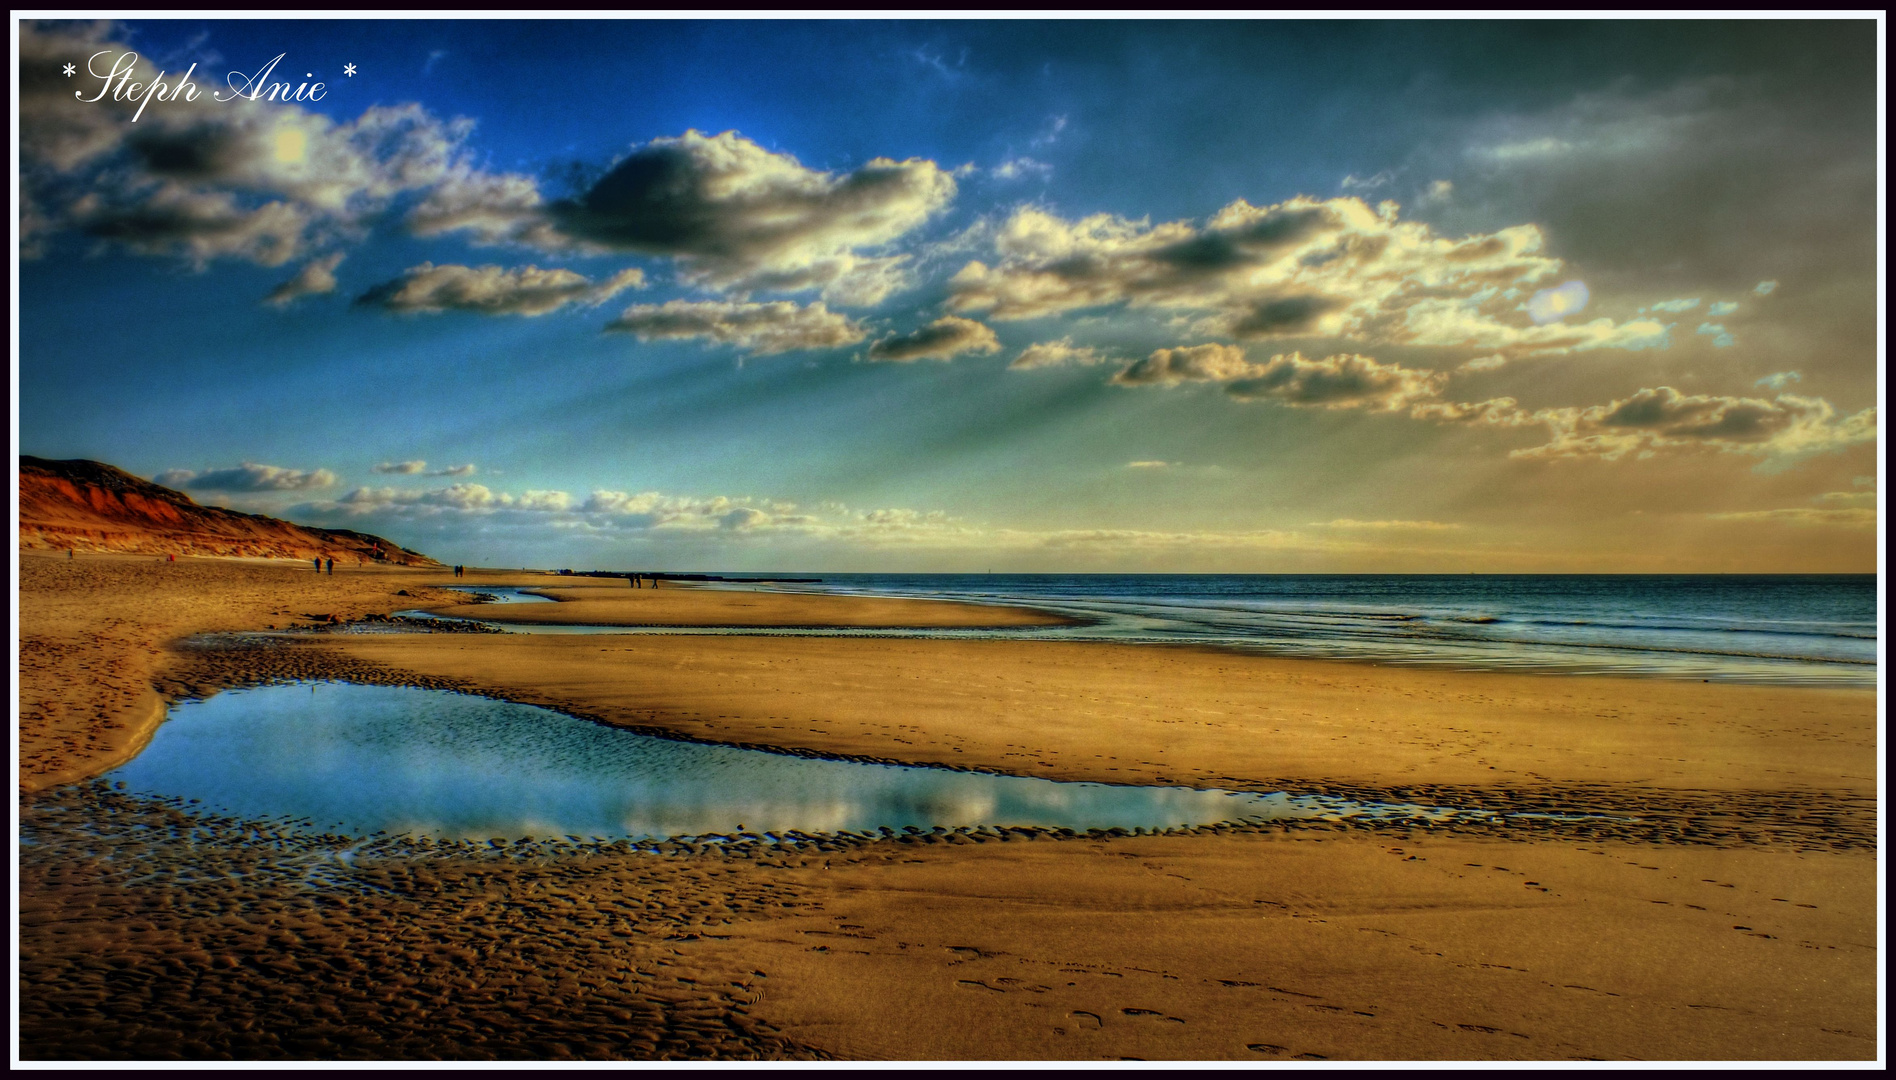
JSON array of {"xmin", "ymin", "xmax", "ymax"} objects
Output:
[{"xmin": 111, "ymin": 684, "xmax": 1383, "ymax": 841}]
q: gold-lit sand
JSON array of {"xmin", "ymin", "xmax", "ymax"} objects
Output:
[{"xmin": 16, "ymin": 552, "xmax": 1879, "ymax": 1060}]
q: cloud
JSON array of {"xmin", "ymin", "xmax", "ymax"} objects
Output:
[
  {"xmin": 1009, "ymin": 337, "xmax": 1113, "ymax": 371},
  {"xmin": 1125, "ymin": 460, "xmax": 1175, "ymax": 469},
  {"xmin": 864, "ymin": 316, "xmax": 1001, "ymax": 363},
  {"xmin": 1417, "ymin": 386, "xmax": 1877, "ymax": 461},
  {"xmin": 1526, "ymin": 280, "xmax": 1589, "ymax": 324},
  {"xmin": 1313, "ymin": 519, "xmax": 1463, "ymax": 530},
  {"xmin": 1754, "ymin": 280, "xmax": 1778, "ymax": 296},
  {"xmin": 156, "ymin": 462, "xmax": 337, "ymax": 491},
  {"xmin": 530, "ymin": 129, "xmax": 956, "ymax": 303},
  {"xmin": 992, "ymin": 157, "xmax": 1052, "ymax": 181},
  {"xmin": 373, "ymin": 460, "xmax": 478, "ymax": 477},
  {"xmin": 1695, "ymin": 322, "xmax": 1736, "ymax": 348},
  {"xmin": 405, "ymin": 169, "xmax": 569, "ymax": 250},
  {"xmin": 1705, "ymin": 508, "xmax": 1875, "ymax": 528},
  {"xmin": 1646, "ymin": 298, "xmax": 1701, "ymax": 314},
  {"xmin": 1755, "ymin": 371, "xmax": 1801, "ymax": 390},
  {"xmin": 1708, "ymin": 301, "xmax": 1739, "ymax": 317},
  {"xmin": 263, "ymin": 252, "xmax": 343, "ymax": 307},
  {"xmin": 605, "ymin": 299, "xmax": 866, "ymax": 356},
  {"xmin": 1112, "ymin": 345, "xmax": 1445, "ymax": 413},
  {"xmin": 1221, "ymin": 350, "xmax": 1440, "ymax": 409},
  {"xmin": 945, "ymin": 196, "xmax": 1665, "ymax": 360},
  {"xmin": 1225, "ymin": 352, "xmax": 1447, "ymax": 411},
  {"xmin": 1110, "ymin": 343, "xmax": 1257, "ymax": 386},
  {"xmin": 339, "ymin": 484, "xmax": 569, "ymax": 513},
  {"xmin": 357, "ymin": 263, "xmax": 644, "ymax": 316},
  {"xmin": 21, "ymin": 22, "xmax": 486, "ymax": 269},
  {"xmin": 1340, "ymin": 170, "xmax": 1395, "ymax": 191}
]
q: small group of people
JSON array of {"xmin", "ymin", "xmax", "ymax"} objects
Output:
[
  {"xmin": 311, "ymin": 557, "xmax": 334, "ymax": 574},
  {"xmin": 629, "ymin": 574, "xmax": 659, "ymax": 588},
  {"xmin": 452, "ymin": 564, "xmax": 467, "ymax": 578}
]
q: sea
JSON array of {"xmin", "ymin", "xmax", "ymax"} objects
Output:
[{"xmin": 726, "ymin": 574, "xmax": 1880, "ymax": 688}]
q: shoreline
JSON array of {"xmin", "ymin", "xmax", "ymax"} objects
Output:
[{"xmin": 16, "ymin": 552, "xmax": 1881, "ymax": 1060}]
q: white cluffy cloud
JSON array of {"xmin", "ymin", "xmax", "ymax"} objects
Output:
[
  {"xmin": 358, "ymin": 263, "xmax": 644, "ymax": 316},
  {"xmin": 947, "ymin": 196, "xmax": 1667, "ymax": 358},
  {"xmin": 605, "ymin": 299, "xmax": 866, "ymax": 356}
]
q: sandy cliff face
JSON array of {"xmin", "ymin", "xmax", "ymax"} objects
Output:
[{"xmin": 18, "ymin": 456, "xmax": 439, "ymax": 564}]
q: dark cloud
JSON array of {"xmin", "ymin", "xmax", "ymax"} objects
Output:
[
  {"xmin": 1110, "ymin": 344, "xmax": 1257, "ymax": 386},
  {"xmin": 544, "ymin": 130, "xmax": 956, "ymax": 302},
  {"xmin": 1225, "ymin": 352, "xmax": 1446, "ymax": 411},
  {"xmin": 864, "ymin": 316, "xmax": 1001, "ymax": 363}
]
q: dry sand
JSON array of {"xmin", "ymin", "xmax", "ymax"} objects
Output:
[{"xmin": 14, "ymin": 552, "xmax": 1881, "ymax": 1061}]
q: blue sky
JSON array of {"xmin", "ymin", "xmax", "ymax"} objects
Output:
[{"xmin": 15, "ymin": 17, "xmax": 1881, "ymax": 571}]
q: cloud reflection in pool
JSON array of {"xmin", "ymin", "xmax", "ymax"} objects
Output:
[{"xmin": 111, "ymin": 683, "xmax": 1345, "ymax": 842}]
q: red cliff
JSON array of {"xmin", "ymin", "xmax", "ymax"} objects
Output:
[{"xmin": 18, "ymin": 456, "xmax": 440, "ymax": 565}]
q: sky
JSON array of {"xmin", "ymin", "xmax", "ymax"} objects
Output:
[{"xmin": 13, "ymin": 16, "xmax": 1883, "ymax": 572}]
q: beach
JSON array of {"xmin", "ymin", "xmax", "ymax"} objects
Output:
[{"xmin": 15, "ymin": 552, "xmax": 1880, "ymax": 1061}]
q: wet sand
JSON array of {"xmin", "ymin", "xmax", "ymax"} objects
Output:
[
  {"xmin": 15, "ymin": 552, "xmax": 1881, "ymax": 1060},
  {"xmin": 430, "ymin": 579, "xmax": 1075, "ymax": 629}
]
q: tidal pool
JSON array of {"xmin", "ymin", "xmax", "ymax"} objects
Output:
[{"xmin": 107, "ymin": 684, "xmax": 1426, "ymax": 842}]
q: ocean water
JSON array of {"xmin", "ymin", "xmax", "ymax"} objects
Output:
[{"xmin": 744, "ymin": 574, "xmax": 1881, "ymax": 687}]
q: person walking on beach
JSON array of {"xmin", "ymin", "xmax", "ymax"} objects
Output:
[
  {"xmin": 313, "ymin": 557, "xmax": 321, "ymax": 572},
  {"xmin": 325, "ymin": 558, "xmax": 333, "ymax": 574}
]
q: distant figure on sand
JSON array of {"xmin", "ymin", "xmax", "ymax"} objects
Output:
[
  {"xmin": 167, "ymin": 554, "xmax": 175, "ymax": 562},
  {"xmin": 68, "ymin": 549, "xmax": 73, "ymax": 559},
  {"xmin": 313, "ymin": 557, "xmax": 321, "ymax": 572},
  {"xmin": 325, "ymin": 558, "xmax": 334, "ymax": 574}
]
